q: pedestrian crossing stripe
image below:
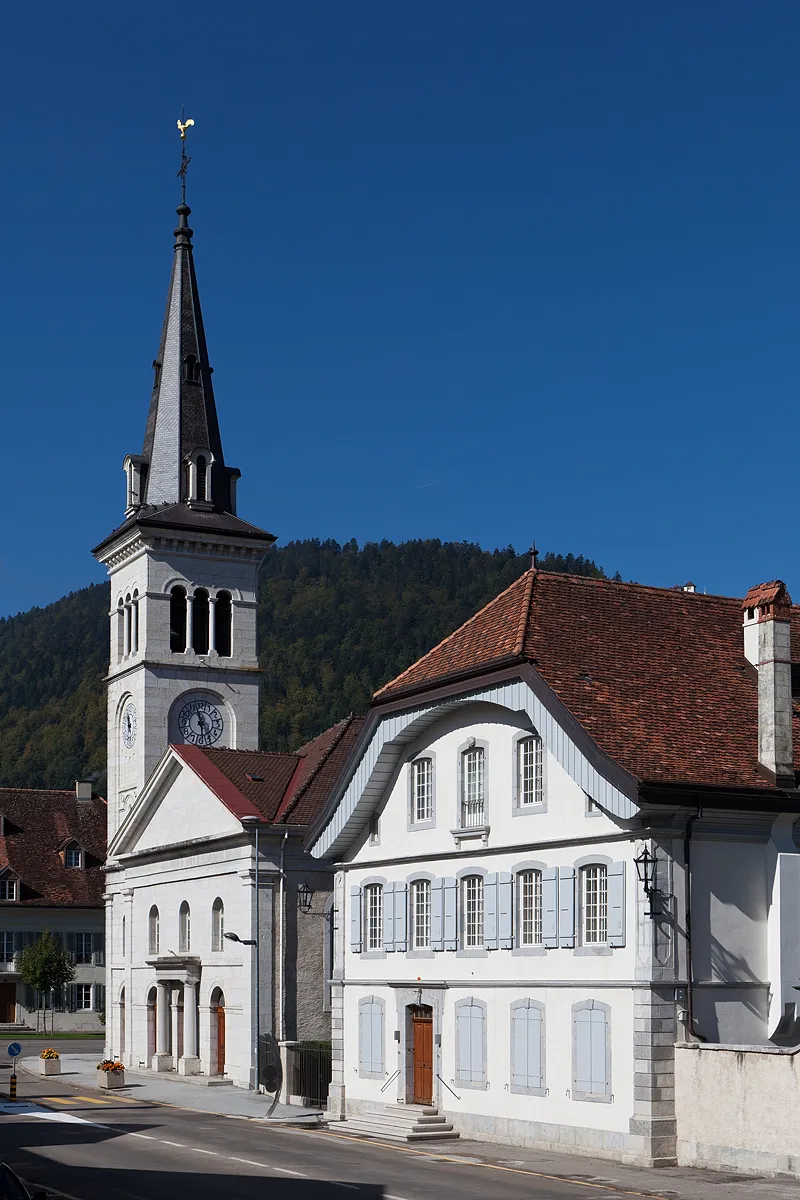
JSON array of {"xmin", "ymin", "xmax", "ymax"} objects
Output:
[
  {"xmin": 42, "ymin": 1097, "xmax": 76, "ymax": 1105},
  {"xmin": 74, "ymin": 1095, "xmax": 112, "ymax": 1105}
]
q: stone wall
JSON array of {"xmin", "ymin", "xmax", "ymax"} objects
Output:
[{"xmin": 676, "ymin": 1041, "xmax": 800, "ymax": 1177}]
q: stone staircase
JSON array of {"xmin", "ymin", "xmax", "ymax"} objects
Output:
[{"xmin": 336, "ymin": 1103, "xmax": 459, "ymax": 1142}]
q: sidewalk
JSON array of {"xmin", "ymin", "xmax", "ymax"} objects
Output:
[{"xmin": 18, "ymin": 1053, "xmax": 323, "ymax": 1123}]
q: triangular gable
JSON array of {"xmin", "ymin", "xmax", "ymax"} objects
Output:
[{"xmin": 110, "ymin": 748, "xmax": 243, "ymax": 857}]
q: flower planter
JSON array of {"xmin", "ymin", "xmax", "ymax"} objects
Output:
[
  {"xmin": 37, "ymin": 1059, "xmax": 61, "ymax": 1076},
  {"xmin": 98, "ymin": 1070, "xmax": 126, "ymax": 1090}
]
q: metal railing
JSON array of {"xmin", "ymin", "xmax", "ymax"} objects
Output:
[
  {"xmin": 292, "ymin": 1042, "xmax": 332, "ymax": 1109},
  {"xmin": 460, "ymin": 797, "xmax": 485, "ymax": 828},
  {"xmin": 436, "ymin": 1074, "xmax": 461, "ymax": 1101},
  {"xmin": 380, "ymin": 1068, "xmax": 400, "ymax": 1093}
]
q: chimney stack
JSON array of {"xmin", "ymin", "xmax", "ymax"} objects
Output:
[
  {"xmin": 742, "ymin": 581, "xmax": 794, "ymax": 787},
  {"xmin": 75, "ymin": 780, "xmax": 93, "ymax": 803}
]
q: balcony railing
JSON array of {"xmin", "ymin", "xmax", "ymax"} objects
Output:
[{"xmin": 460, "ymin": 797, "xmax": 485, "ymax": 828}]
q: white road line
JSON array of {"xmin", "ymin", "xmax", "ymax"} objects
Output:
[
  {"xmin": 159, "ymin": 1139, "xmax": 185, "ymax": 1147},
  {"xmin": 129, "ymin": 1132, "xmax": 157, "ymax": 1139},
  {"xmin": 192, "ymin": 1148, "xmax": 219, "ymax": 1156}
]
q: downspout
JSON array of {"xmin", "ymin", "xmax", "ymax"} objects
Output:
[
  {"xmin": 683, "ymin": 807, "xmax": 707, "ymax": 1042},
  {"xmin": 277, "ymin": 827, "xmax": 289, "ymax": 1042}
]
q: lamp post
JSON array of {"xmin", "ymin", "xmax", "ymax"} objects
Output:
[
  {"xmin": 241, "ymin": 815, "xmax": 261, "ymax": 1090},
  {"xmin": 634, "ymin": 844, "xmax": 658, "ymax": 918}
]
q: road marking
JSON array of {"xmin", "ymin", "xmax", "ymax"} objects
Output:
[
  {"xmin": 128, "ymin": 1133, "xmax": 157, "ymax": 1140},
  {"xmin": 160, "ymin": 1139, "xmax": 185, "ymax": 1147},
  {"xmin": 192, "ymin": 1148, "xmax": 219, "ymax": 1156},
  {"xmin": 42, "ymin": 1096, "xmax": 76, "ymax": 1105},
  {"xmin": 75, "ymin": 1094, "xmax": 111, "ymax": 1104}
]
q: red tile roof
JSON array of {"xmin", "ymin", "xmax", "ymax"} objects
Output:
[
  {"xmin": 0, "ymin": 789, "xmax": 106, "ymax": 907},
  {"xmin": 375, "ymin": 570, "xmax": 800, "ymax": 791},
  {"xmin": 177, "ymin": 715, "xmax": 365, "ymax": 827}
]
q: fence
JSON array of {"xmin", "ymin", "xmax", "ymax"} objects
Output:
[{"xmin": 292, "ymin": 1041, "xmax": 332, "ymax": 1109}]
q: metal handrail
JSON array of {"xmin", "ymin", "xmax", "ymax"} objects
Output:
[
  {"xmin": 436, "ymin": 1074, "xmax": 461, "ymax": 1101},
  {"xmin": 380, "ymin": 1068, "xmax": 400, "ymax": 1093}
]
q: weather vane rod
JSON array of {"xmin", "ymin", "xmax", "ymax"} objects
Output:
[{"xmin": 176, "ymin": 109, "xmax": 195, "ymax": 204}]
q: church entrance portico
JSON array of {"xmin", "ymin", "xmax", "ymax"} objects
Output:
[{"xmin": 147, "ymin": 957, "xmax": 201, "ymax": 1075}]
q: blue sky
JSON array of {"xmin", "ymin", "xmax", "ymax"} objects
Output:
[{"xmin": 1, "ymin": 2, "xmax": 799, "ymax": 616}]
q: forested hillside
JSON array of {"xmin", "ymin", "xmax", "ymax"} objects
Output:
[{"xmin": 0, "ymin": 539, "xmax": 611, "ymax": 791}]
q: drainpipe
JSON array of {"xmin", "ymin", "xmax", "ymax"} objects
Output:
[
  {"xmin": 277, "ymin": 827, "xmax": 289, "ymax": 1042},
  {"xmin": 682, "ymin": 808, "xmax": 707, "ymax": 1042},
  {"xmin": 241, "ymin": 815, "xmax": 261, "ymax": 1088}
]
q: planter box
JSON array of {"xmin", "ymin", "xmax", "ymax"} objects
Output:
[
  {"xmin": 37, "ymin": 1059, "xmax": 61, "ymax": 1076},
  {"xmin": 98, "ymin": 1070, "xmax": 125, "ymax": 1089}
]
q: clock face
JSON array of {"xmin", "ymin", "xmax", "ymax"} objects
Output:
[
  {"xmin": 122, "ymin": 702, "xmax": 137, "ymax": 748},
  {"xmin": 178, "ymin": 698, "xmax": 224, "ymax": 747}
]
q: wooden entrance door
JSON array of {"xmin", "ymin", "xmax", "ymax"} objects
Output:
[
  {"xmin": 0, "ymin": 982, "xmax": 15, "ymax": 1023},
  {"xmin": 216, "ymin": 1005, "xmax": 225, "ymax": 1076},
  {"xmin": 411, "ymin": 1007, "xmax": 433, "ymax": 1105}
]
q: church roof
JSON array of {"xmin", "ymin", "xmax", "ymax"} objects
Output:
[
  {"xmin": 0, "ymin": 789, "xmax": 106, "ymax": 908},
  {"xmin": 374, "ymin": 569, "xmax": 800, "ymax": 792},
  {"xmin": 174, "ymin": 715, "xmax": 364, "ymax": 828},
  {"xmin": 92, "ymin": 502, "xmax": 274, "ymax": 556}
]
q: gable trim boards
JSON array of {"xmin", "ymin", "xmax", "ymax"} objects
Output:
[{"xmin": 309, "ymin": 671, "xmax": 639, "ymax": 860}]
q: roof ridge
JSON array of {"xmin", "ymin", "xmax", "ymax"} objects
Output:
[
  {"xmin": 513, "ymin": 569, "xmax": 536, "ymax": 657},
  {"xmin": 374, "ymin": 570, "xmax": 530, "ymax": 698},
  {"xmin": 534, "ymin": 571, "xmax": 744, "ymax": 605},
  {"xmin": 283, "ymin": 715, "xmax": 357, "ymax": 820}
]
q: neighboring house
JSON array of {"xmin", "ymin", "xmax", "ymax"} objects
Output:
[
  {"xmin": 308, "ymin": 571, "xmax": 800, "ymax": 1166},
  {"xmin": 104, "ymin": 718, "xmax": 360, "ymax": 1086},
  {"xmin": 94, "ymin": 193, "xmax": 358, "ymax": 1086},
  {"xmin": 0, "ymin": 782, "xmax": 106, "ymax": 1031}
]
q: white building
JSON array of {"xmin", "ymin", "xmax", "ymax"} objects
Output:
[
  {"xmin": 308, "ymin": 571, "xmax": 800, "ymax": 1165},
  {"xmin": 95, "ymin": 198, "xmax": 356, "ymax": 1086}
]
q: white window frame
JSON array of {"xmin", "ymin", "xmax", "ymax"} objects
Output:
[
  {"xmin": 364, "ymin": 884, "xmax": 383, "ymax": 951},
  {"xmin": 581, "ymin": 864, "xmax": 608, "ymax": 946},
  {"xmin": 65, "ymin": 845, "xmax": 84, "ymax": 869},
  {"xmin": 410, "ymin": 879, "xmax": 431, "ymax": 949},
  {"xmin": 0, "ymin": 878, "xmax": 17, "ymax": 902},
  {"xmin": 410, "ymin": 758, "xmax": 433, "ymax": 824},
  {"xmin": 0, "ymin": 933, "xmax": 13, "ymax": 963},
  {"xmin": 518, "ymin": 869, "xmax": 543, "ymax": 947},
  {"xmin": 460, "ymin": 746, "xmax": 486, "ymax": 828},
  {"xmin": 76, "ymin": 984, "xmax": 93, "ymax": 1011},
  {"xmin": 517, "ymin": 736, "xmax": 543, "ymax": 806},
  {"xmin": 462, "ymin": 875, "xmax": 484, "ymax": 948},
  {"xmin": 74, "ymin": 933, "xmax": 93, "ymax": 965},
  {"xmin": 212, "ymin": 899, "xmax": 224, "ymax": 952},
  {"xmin": 179, "ymin": 902, "xmax": 191, "ymax": 953},
  {"xmin": 148, "ymin": 906, "xmax": 160, "ymax": 955}
]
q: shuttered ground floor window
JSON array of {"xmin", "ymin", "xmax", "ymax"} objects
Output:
[
  {"xmin": 572, "ymin": 1000, "xmax": 611, "ymax": 1101},
  {"xmin": 358, "ymin": 995, "xmax": 385, "ymax": 1079},
  {"xmin": 455, "ymin": 997, "xmax": 487, "ymax": 1089},
  {"xmin": 510, "ymin": 999, "xmax": 545, "ymax": 1095}
]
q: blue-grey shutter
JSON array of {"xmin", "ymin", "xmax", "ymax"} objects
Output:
[
  {"xmin": 443, "ymin": 878, "xmax": 457, "ymax": 951},
  {"xmin": 94, "ymin": 983, "xmax": 106, "ymax": 1013},
  {"xmin": 608, "ymin": 861, "xmax": 625, "ymax": 947},
  {"xmin": 484, "ymin": 873, "xmax": 499, "ymax": 950},
  {"xmin": 511, "ymin": 1005, "xmax": 528, "ymax": 1088},
  {"xmin": 350, "ymin": 887, "xmax": 362, "ymax": 953},
  {"xmin": 358, "ymin": 1000, "xmax": 370, "ymax": 1073},
  {"xmin": 382, "ymin": 882, "xmax": 395, "ymax": 952},
  {"xmin": 431, "ymin": 878, "xmax": 444, "ymax": 951},
  {"xmin": 574, "ymin": 1006, "xmax": 592, "ymax": 1093},
  {"xmin": 393, "ymin": 881, "xmax": 407, "ymax": 952},
  {"xmin": 469, "ymin": 1004, "xmax": 484, "ymax": 1083},
  {"xmin": 512, "ymin": 1003, "xmax": 543, "ymax": 1091},
  {"xmin": 456, "ymin": 1004, "xmax": 471, "ymax": 1082},
  {"xmin": 559, "ymin": 866, "xmax": 576, "ymax": 948},
  {"xmin": 590, "ymin": 1007, "xmax": 608, "ymax": 1093},
  {"xmin": 370, "ymin": 1001, "xmax": 384, "ymax": 1074},
  {"xmin": 542, "ymin": 868, "xmax": 558, "ymax": 948},
  {"xmin": 498, "ymin": 872, "xmax": 513, "ymax": 949},
  {"xmin": 93, "ymin": 931, "xmax": 105, "ymax": 967}
]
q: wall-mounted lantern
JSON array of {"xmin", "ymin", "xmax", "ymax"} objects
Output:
[
  {"xmin": 633, "ymin": 844, "xmax": 658, "ymax": 918},
  {"xmin": 297, "ymin": 880, "xmax": 314, "ymax": 914}
]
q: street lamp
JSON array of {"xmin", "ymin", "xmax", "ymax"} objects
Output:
[
  {"xmin": 223, "ymin": 931, "xmax": 256, "ymax": 946},
  {"xmin": 297, "ymin": 880, "xmax": 313, "ymax": 913},
  {"xmin": 633, "ymin": 844, "xmax": 658, "ymax": 918}
]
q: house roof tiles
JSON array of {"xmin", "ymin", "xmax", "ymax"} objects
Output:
[{"xmin": 0, "ymin": 789, "xmax": 107, "ymax": 908}]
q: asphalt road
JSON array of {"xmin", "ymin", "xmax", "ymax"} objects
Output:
[{"xmin": 0, "ymin": 1065, "xmax": 796, "ymax": 1200}]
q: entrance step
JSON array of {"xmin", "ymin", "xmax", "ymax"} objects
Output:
[{"xmin": 337, "ymin": 1105, "xmax": 459, "ymax": 1142}]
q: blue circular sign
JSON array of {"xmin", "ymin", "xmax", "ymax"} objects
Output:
[{"xmin": 7, "ymin": 1043, "xmax": 21, "ymax": 1058}]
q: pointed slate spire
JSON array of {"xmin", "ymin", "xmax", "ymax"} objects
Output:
[{"xmin": 139, "ymin": 204, "xmax": 236, "ymax": 512}]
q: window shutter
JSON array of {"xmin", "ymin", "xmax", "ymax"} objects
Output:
[
  {"xmin": 498, "ymin": 872, "xmax": 513, "ymax": 949},
  {"xmin": 359, "ymin": 997, "xmax": 383, "ymax": 1075},
  {"xmin": 558, "ymin": 866, "xmax": 576, "ymax": 948},
  {"xmin": 349, "ymin": 887, "xmax": 362, "ymax": 953},
  {"xmin": 469, "ymin": 1004, "xmax": 484, "ymax": 1083},
  {"xmin": 607, "ymin": 861, "xmax": 626, "ymax": 947},
  {"xmin": 574, "ymin": 1007, "xmax": 592, "ymax": 1093},
  {"xmin": 512, "ymin": 1003, "xmax": 543, "ymax": 1091},
  {"xmin": 542, "ymin": 868, "xmax": 558, "ymax": 948},
  {"xmin": 431, "ymin": 878, "xmax": 444, "ymax": 951},
  {"xmin": 393, "ymin": 881, "xmax": 407, "ymax": 952},
  {"xmin": 94, "ymin": 983, "xmax": 106, "ymax": 1013},
  {"xmin": 67, "ymin": 984, "xmax": 77, "ymax": 1013},
  {"xmin": 65, "ymin": 932, "xmax": 76, "ymax": 962},
  {"xmin": 526, "ymin": 1006, "xmax": 543, "ymax": 1090},
  {"xmin": 456, "ymin": 1004, "xmax": 471, "ymax": 1082},
  {"xmin": 370, "ymin": 1001, "xmax": 383, "ymax": 1074},
  {"xmin": 443, "ymin": 878, "xmax": 457, "ymax": 951},
  {"xmin": 590, "ymin": 1007, "xmax": 609, "ymax": 1093},
  {"xmin": 484, "ymin": 873, "xmax": 499, "ymax": 950},
  {"xmin": 93, "ymin": 932, "xmax": 105, "ymax": 967},
  {"xmin": 358, "ymin": 1001, "xmax": 369, "ymax": 1073},
  {"xmin": 382, "ymin": 883, "xmax": 396, "ymax": 952}
]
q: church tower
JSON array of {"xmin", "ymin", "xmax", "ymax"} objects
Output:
[{"xmin": 93, "ymin": 201, "xmax": 274, "ymax": 839}]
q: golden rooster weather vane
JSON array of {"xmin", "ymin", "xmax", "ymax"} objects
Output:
[{"xmin": 176, "ymin": 110, "xmax": 195, "ymax": 203}]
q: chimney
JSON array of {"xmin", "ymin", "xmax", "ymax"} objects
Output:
[
  {"xmin": 742, "ymin": 581, "xmax": 794, "ymax": 787},
  {"xmin": 75, "ymin": 780, "xmax": 93, "ymax": 803}
]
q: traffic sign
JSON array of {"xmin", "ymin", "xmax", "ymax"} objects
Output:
[{"xmin": 7, "ymin": 1043, "xmax": 21, "ymax": 1059}]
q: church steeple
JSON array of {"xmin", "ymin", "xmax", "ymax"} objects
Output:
[{"xmin": 133, "ymin": 203, "xmax": 237, "ymax": 514}]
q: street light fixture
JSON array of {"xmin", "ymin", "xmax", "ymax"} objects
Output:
[
  {"xmin": 633, "ymin": 845, "xmax": 658, "ymax": 918},
  {"xmin": 223, "ymin": 931, "xmax": 257, "ymax": 946},
  {"xmin": 297, "ymin": 880, "xmax": 313, "ymax": 913}
]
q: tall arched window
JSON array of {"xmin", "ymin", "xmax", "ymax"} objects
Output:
[
  {"xmin": 170, "ymin": 587, "xmax": 187, "ymax": 653},
  {"xmin": 192, "ymin": 589, "xmax": 210, "ymax": 654},
  {"xmin": 122, "ymin": 915, "xmax": 126, "ymax": 958},
  {"xmin": 124, "ymin": 593, "xmax": 132, "ymax": 656},
  {"xmin": 461, "ymin": 746, "xmax": 485, "ymax": 827},
  {"xmin": 196, "ymin": 455, "xmax": 207, "ymax": 502},
  {"xmin": 148, "ymin": 906, "xmax": 160, "ymax": 955},
  {"xmin": 212, "ymin": 898, "xmax": 224, "ymax": 951},
  {"xmin": 116, "ymin": 598, "xmax": 125, "ymax": 661},
  {"xmin": 132, "ymin": 589, "xmax": 139, "ymax": 653},
  {"xmin": 215, "ymin": 592, "xmax": 232, "ymax": 657},
  {"xmin": 179, "ymin": 901, "xmax": 191, "ymax": 953}
]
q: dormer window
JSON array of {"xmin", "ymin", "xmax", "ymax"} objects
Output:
[
  {"xmin": 0, "ymin": 877, "xmax": 18, "ymax": 902},
  {"xmin": 65, "ymin": 844, "xmax": 84, "ymax": 869},
  {"xmin": 183, "ymin": 354, "xmax": 201, "ymax": 383},
  {"xmin": 196, "ymin": 456, "xmax": 207, "ymax": 502},
  {"xmin": 186, "ymin": 449, "xmax": 213, "ymax": 509},
  {"xmin": 123, "ymin": 455, "xmax": 147, "ymax": 516}
]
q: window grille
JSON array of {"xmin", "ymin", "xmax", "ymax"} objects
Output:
[
  {"xmin": 461, "ymin": 747, "xmax": 485, "ymax": 827},
  {"xmin": 518, "ymin": 736, "xmax": 543, "ymax": 805},
  {"xmin": 581, "ymin": 865, "xmax": 608, "ymax": 945},
  {"xmin": 411, "ymin": 879, "xmax": 431, "ymax": 949},
  {"xmin": 462, "ymin": 875, "xmax": 484, "ymax": 948},
  {"xmin": 0, "ymin": 879, "xmax": 17, "ymax": 902},
  {"xmin": 364, "ymin": 884, "xmax": 383, "ymax": 951},
  {"xmin": 411, "ymin": 759, "xmax": 433, "ymax": 823},
  {"xmin": 519, "ymin": 870, "xmax": 543, "ymax": 946}
]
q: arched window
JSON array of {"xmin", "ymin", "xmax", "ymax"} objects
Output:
[
  {"xmin": 132, "ymin": 589, "xmax": 139, "ymax": 654},
  {"xmin": 580, "ymin": 864, "xmax": 608, "ymax": 946},
  {"xmin": 517, "ymin": 735, "xmax": 543, "ymax": 806},
  {"xmin": 183, "ymin": 354, "xmax": 200, "ymax": 383},
  {"xmin": 363, "ymin": 883, "xmax": 383, "ymax": 951},
  {"xmin": 125, "ymin": 593, "xmax": 132, "ymax": 657},
  {"xmin": 179, "ymin": 901, "xmax": 191, "ymax": 952},
  {"xmin": 148, "ymin": 906, "xmax": 160, "ymax": 955},
  {"xmin": 215, "ymin": 591, "xmax": 232, "ymax": 657},
  {"xmin": 410, "ymin": 879, "xmax": 431, "ymax": 949},
  {"xmin": 461, "ymin": 745, "xmax": 485, "ymax": 827},
  {"xmin": 196, "ymin": 455, "xmax": 207, "ymax": 502},
  {"xmin": 192, "ymin": 589, "xmax": 210, "ymax": 654},
  {"xmin": 116, "ymin": 598, "xmax": 125, "ymax": 661},
  {"xmin": 461, "ymin": 874, "xmax": 484, "ymax": 948},
  {"xmin": 212, "ymin": 898, "xmax": 224, "ymax": 951},
  {"xmin": 122, "ymin": 915, "xmax": 126, "ymax": 958},
  {"xmin": 170, "ymin": 587, "xmax": 187, "ymax": 653},
  {"xmin": 517, "ymin": 870, "xmax": 542, "ymax": 947}
]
